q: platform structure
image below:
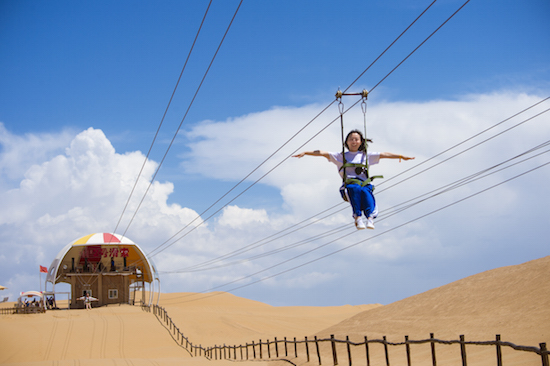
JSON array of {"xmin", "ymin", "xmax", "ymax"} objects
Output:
[{"xmin": 45, "ymin": 233, "xmax": 159, "ymax": 309}]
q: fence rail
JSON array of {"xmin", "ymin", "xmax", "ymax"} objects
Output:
[
  {"xmin": 147, "ymin": 304, "xmax": 549, "ymax": 366},
  {"xmin": 0, "ymin": 306, "xmax": 16, "ymax": 315}
]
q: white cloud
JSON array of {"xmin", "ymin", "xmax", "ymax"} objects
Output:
[
  {"xmin": 218, "ymin": 205, "xmax": 269, "ymax": 229},
  {"xmin": 0, "ymin": 123, "xmax": 75, "ymax": 185},
  {"xmin": 0, "ymin": 92, "xmax": 549, "ymax": 305},
  {"xmin": 0, "ymin": 127, "xmax": 204, "ymax": 299}
]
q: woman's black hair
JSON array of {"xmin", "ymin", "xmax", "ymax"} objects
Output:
[{"xmin": 344, "ymin": 129, "xmax": 373, "ymax": 151}]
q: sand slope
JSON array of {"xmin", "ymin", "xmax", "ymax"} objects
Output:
[
  {"xmin": 317, "ymin": 256, "xmax": 550, "ymax": 343},
  {"xmin": 1, "ymin": 256, "xmax": 548, "ymax": 366},
  {"xmin": 156, "ymin": 291, "xmax": 379, "ymax": 346},
  {"xmin": 307, "ymin": 256, "xmax": 550, "ymax": 366}
]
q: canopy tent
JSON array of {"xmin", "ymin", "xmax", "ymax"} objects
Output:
[
  {"xmin": 17, "ymin": 290, "xmax": 46, "ymax": 312},
  {"xmin": 19, "ymin": 290, "xmax": 43, "ymax": 299},
  {"xmin": 45, "ymin": 233, "xmax": 160, "ymax": 306}
]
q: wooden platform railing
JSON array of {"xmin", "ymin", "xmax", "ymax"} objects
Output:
[{"xmin": 146, "ymin": 304, "xmax": 550, "ymax": 366}]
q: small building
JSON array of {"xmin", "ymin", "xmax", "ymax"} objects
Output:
[{"xmin": 45, "ymin": 233, "xmax": 160, "ymax": 309}]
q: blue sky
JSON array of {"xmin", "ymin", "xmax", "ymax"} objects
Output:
[{"xmin": 1, "ymin": 0, "xmax": 549, "ymax": 306}]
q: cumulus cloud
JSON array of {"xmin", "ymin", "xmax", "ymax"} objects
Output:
[
  {"xmin": 0, "ymin": 123, "xmax": 75, "ymax": 183},
  {"xmin": 0, "ymin": 92, "xmax": 548, "ymax": 306},
  {"xmin": 0, "ymin": 127, "xmax": 203, "ymax": 299},
  {"xmin": 218, "ymin": 205, "xmax": 269, "ymax": 228}
]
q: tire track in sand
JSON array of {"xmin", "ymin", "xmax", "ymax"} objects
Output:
[
  {"xmin": 43, "ymin": 311, "xmax": 74, "ymax": 361},
  {"xmin": 43, "ymin": 313, "xmax": 60, "ymax": 361},
  {"xmin": 109, "ymin": 306, "xmax": 134, "ymax": 366}
]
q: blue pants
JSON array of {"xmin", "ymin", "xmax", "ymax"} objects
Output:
[{"xmin": 344, "ymin": 183, "xmax": 377, "ymax": 218}]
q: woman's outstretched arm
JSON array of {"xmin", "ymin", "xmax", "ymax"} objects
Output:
[
  {"xmin": 292, "ymin": 150, "xmax": 331, "ymax": 160},
  {"xmin": 379, "ymin": 152, "xmax": 415, "ymax": 161}
]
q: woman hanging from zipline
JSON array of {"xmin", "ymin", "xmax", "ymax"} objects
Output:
[{"xmin": 292, "ymin": 129, "xmax": 414, "ymax": 230}]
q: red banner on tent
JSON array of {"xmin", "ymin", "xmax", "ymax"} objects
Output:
[{"xmin": 39, "ymin": 265, "xmax": 48, "ymax": 273}]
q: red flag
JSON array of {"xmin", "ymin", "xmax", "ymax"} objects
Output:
[{"xmin": 40, "ymin": 265, "xmax": 48, "ymax": 273}]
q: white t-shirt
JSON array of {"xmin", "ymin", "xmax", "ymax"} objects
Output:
[{"xmin": 328, "ymin": 151, "xmax": 381, "ymax": 181}]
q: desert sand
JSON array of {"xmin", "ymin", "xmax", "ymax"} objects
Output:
[{"xmin": 1, "ymin": 256, "xmax": 548, "ymax": 366}]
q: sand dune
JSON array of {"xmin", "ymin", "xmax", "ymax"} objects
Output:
[
  {"xmin": 307, "ymin": 256, "xmax": 550, "ymax": 366},
  {"xmin": 1, "ymin": 256, "xmax": 548, "ymax": 366},
  {"xmin": 317, "ymin": 256, "xmax": 550, "ymax": 343}
]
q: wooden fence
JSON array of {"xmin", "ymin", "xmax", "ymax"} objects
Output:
[
  {"xmin": 0, "ymin": 306, "xmax": 15, "ymax": 315},
  {"xmin": 150, "ymin": 304, "xmax": 549, "ymax": 366}
]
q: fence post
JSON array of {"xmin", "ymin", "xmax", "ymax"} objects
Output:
[
  {"xmin": 346, "ymin": 335, "xmax": 352, "ymax": 366},
  {"xmin": 365, "ymin": 336, "xmax": 371, "ymax": 366},
  {"xmin": 405, "ymin": 335, "xmax": 411, "ymax": 366},
  {"xmin": 383, "ymin": 336, "xmax": 389, "ymax": 366},
  {"xmin": 460, "ymin": 335, "xmax": 468, "ymax": 366},
  {"xmin": 259, "ymin": 340, "xmax": 263, "ymax": 359},
  {"xmin": 275, "ymin": 337, "xmax": 279, "ymax": 357},
  {"xmin": 541, "ymin": 343, "xmax": 549, "ymax": 366},
  {"xmin": 294, "ymin": 337, "xmax": 298, "ymax": 358},
  {"xmin": 315, "ymin": 336, "xmax": 322, "ymax": 365},
  {"xmin": 495, "ymin": 334, "xmax": 502, "ymax": 366},
  {"xmin": 252, "ymin": 341, "xmax": 256, "ymax": 359},
  {"xmin": 305, "ymin": 336, "xmax": 310, "ymax": 362},
  {"xmin": 331, "ymin": 334, "xmax": 339, "ymax": 366},
  {"xmin": 430, "ymin": 333, "xmax": 437, "ymax": 366},
  {"xmin": 240, "ymin": 344, "xmax": 243, "ymax": 360},
  {"xmin": 246, "ymin": 343, "xmax": 249, "ymax": 360},
  {"xmin": 285, "ymin": 337, "xmax": 288, "ymax": 357},
  {"xmin": 267, "ymin": 339, "xmax": 271, "ymax": 359}
]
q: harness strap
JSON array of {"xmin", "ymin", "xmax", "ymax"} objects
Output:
[
  {"xmin": 340, "ymin": 162, "xmax": 368, "ymax": 170},
  {"xmin": 345, "ymin": 176, "xmax": 384, "ymax": 187}
]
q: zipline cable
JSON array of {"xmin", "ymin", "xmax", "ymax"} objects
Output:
[
  {"xmin": 111, "ymin": 0, "xmax": 213, "ymax": 238},
  {"xmin": 343, "ymin": 0, "xmax": 438, "ymax": 93},
  {"xmin": 376, "ymin": 96, "xmax": 550, "ymax": 189},
  {"xmin": 381, "ymin": 142, "xmax": 550, "ymax": 221},
  {"xmin": 170, "ymin": 203, "xmax": 346, "ymax": 272},
  {"xmin": 376, "ymin": 106, "xmax": 550, "ymax": 194},
  {"xmin": 121, "ymin": 0, "xmax": 244, "ymax": 238},
  {"xmin": 369, "ymin": 0, "xmax": 471, "ymax": 93}
]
